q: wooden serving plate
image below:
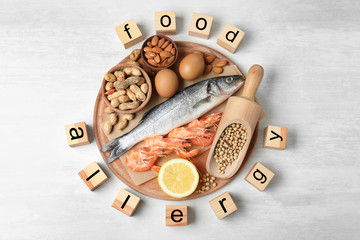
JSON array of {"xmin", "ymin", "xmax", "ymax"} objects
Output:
[{"xmin": 94, "ymin": 41, "xmax": 259, "ymax": 200}]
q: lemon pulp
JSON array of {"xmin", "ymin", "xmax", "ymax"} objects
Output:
[{"xmin": 158, "ymin": 158, "xmax": 199, "ymax": 198}]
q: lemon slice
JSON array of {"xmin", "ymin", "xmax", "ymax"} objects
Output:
[{"xmin": 158, "ymin": 158, "xmax": 199, "ymax": 198}]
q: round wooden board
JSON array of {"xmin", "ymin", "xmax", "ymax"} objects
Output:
[{"xmin": 94, "ymin": 41, "xmax": 258, "ymax": 200}]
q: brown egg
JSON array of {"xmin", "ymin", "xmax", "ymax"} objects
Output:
[
  {"xmin": 155, "ymin": 69, "xmax": 179, "ymax": 98},
  {"xmin": 179, "ymin": 53, "xmax": 205, "ymax": 80}
]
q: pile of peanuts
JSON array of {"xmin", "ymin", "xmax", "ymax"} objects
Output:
[
  {"xmin": 214, "ymin": 123, "xmax": 247, "ymax": 174},
  {"xmin": 103, "ymin": 107, "xmax": 135, "ymax": 134},
  {"xmin": 196, "ymin": 172, "xmax": 217, "ymax": 194},
  {"xmin": 143, "ymin": 35, "xmax": 176, "ymax": 67},
  {"xmin": 104, "ymin": 67, "xmax": 149, "ymax": 111}
]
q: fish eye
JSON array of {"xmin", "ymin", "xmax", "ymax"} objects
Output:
[{"xmin": 225, "ymin": 77, "xmax": 233, "ymax": 84}]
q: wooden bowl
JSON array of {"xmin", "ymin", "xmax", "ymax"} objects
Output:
[
  {"xmin": 101, "ymin": 64, "xmax": 152, "ymax": 114},
  {"xmin": 141, "ymin": 35, "xmax": 178, "ymax": 71}
]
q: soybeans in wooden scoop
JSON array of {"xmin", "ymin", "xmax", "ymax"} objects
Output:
[{"xmin": 206, "ymin": 65, "xmax": 264, "ymax": 179}]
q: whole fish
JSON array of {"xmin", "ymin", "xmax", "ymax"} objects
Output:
[{"xmin": 102, "ymin": 75, "xmax": 245, "ymax": 163}]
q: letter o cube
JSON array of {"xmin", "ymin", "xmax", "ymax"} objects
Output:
[
  {"xmin": 155, "ymin": 11, "xmax": 176, "ymax": 35},
  {"xmin": 188, "ymin": 12, "xmax": 213, "ymax": 39}
]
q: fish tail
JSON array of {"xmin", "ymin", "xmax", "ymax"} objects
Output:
[
  {"xmin": 101, "ymin": 136, "xmax": 121, "ymax": 152},
  {"xmin": 101, "ymin": 133, "xmax": 133, "ymax": 163}
]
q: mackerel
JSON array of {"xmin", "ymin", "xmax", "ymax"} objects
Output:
[{"xmin": 102, "ymin": 75, "xmax": 245, "ymax": 163}]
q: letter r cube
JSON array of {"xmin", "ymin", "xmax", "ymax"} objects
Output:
[{"xmin": 209, "ymin": 192, "xmax": 237, "ymax": 219}]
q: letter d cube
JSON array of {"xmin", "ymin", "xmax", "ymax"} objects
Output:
[{"xmin": 217, "ymin": 23, "xmax": 245, "ymax": 53}]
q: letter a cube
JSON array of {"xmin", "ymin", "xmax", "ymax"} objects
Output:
[
  {"xmin": 245, "ymin": 162, "xmax": 275, "ymax": 191},
  {"xmin": 65, "ymin": 121, "xmax": 90, "ymax": 147},
  {"xmin": 217, "ymin": 23, "xmax": 245, "ymax": 53}
]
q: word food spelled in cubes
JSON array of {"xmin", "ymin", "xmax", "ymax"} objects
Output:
[
  {"xmin": 115, "ymin": 19, "xmax": 144, "ymax": 49},
  {"xmin": 263, "ymin": 125, "xmax": 288, "ymax": 150},
  {"xmin": 166, "ymin": 205, "xmax": 188, "ymax": 226},
  {"xmin": 65, "ymin": 121, "xmax": 90, "ymax": 147},
  {"xmin": 209, "ymin": 192, "xmax": 238, "ymax": 219},
  {"xmin": 112, "ymin": 189, "xmax": 141, "ymax": 216},
  {"xmin": 245, "ymin": 162, "xmax": 275, "ymax": 191},
  {"xmin": 155, "ymin": 11, "xmax": 176, "ymax": 35},
  {"xmin": 114, "ymin": 13, "xmax": 245, "ymax": 53},
  {"xmin": 78, "ymin": 161, "xmax": 109, "ymax": 191}
]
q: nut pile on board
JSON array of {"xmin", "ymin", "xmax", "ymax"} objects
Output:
[
  {"xmin": 103, "ymin": 107, "xmax": 135, "ymax": 134},
  {"xmin": 203, "ymin": 54, "xmax": 228, "ymax": 75},
  {"xmin": 143, "ymin": 35, "xmax": 176, "ymax": 67},
  {"xmin": 214, "ymin": 123, "xmax": 247, "ymax": 174},
  {"xmin": 196, "ymin": 172, "xmax": 217, "ymax": 193},
  {"xmin": 104, "ymin": 67, "xmax": 149, "ymax": 111}
]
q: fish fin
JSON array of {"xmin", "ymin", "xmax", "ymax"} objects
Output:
[
  {"xmin": 207, "ymin": 81, "xmax": 220, "ymax": 96},
  {"xmin": 193, "ymin": 96, "xmax": 211, "ymax": 108}
]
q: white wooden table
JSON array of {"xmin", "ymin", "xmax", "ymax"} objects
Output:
[{"xmin": 1, "ymin": 0, "xmax": 359, "ymax": 239}]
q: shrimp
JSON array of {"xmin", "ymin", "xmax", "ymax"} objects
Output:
[
  {"xmin": 168, "ymin": 127, "xmax": 213, "ymax": 139},
  {"xmin": 173, "ymin": 148, "xmax": 201, "ymax": 158},
  {"xmin": 141, "ymin": 146, "xmax": 173, "ymax": 156},
  {"xmin": 142, "ymin": 136, "xmax": 190, "ymax": 148},
  {"xmin": 151, "ymin": 165, "xmax": 161, "ymax": 173},
  {"xmin": 125, "ymin": 149, "xmax": 158, "ymax": 172},
  {"xmin": 190, "ymin": 132, "xmax": 216, "ymax": 146},
  {"xmin": 188, "ymin": 112, "xmax": 223, "ymax": 128}
]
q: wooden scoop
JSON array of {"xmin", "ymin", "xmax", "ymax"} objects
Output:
[{"xmin": 206, "ymin": 65, "xmax": 264, "ymax": 179}]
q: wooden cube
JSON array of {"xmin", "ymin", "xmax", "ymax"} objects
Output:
[
  {"xmin": 65, "ymin": 122, "xmax": 90, "ymax": 147},
  {"xmin": 155, "ymin": 11, "xmax": 176, "ymax": 35},
  {"xmin": 263, "ymin": 125, "xmax": 288, "ymax": 150},
  {"xmin": 188, "ymin": 13, "xmax": 213, "ymax": 39},
  {"xmin": 216, "ymin": 23, "xmax": 245, "ymax": 53},
  {"xmin": 112, "ymin": 189, "xmax": 141, "ymax": 216},
  {"xmin": 209, "ymin": 192, "xmax": 237, "ymax": 220},
  {"xmin": 115, "ymin": 19, "xmax": 143, "ymax": 49},
  {"xmin": 78, "ymin": 161, "xmax": 108, "ymax": 191},
  {"xmin": 245, "ymin": 162, "xmax": 275, "ymax": 191},
  {"xmin": 166, "ymin": 205, "xmax": 187, "ymax": 226}
]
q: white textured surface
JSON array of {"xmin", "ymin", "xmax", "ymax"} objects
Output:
[{"xmin": 1, "ymin": 0, "xmax": 360, "ymax": 239}]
